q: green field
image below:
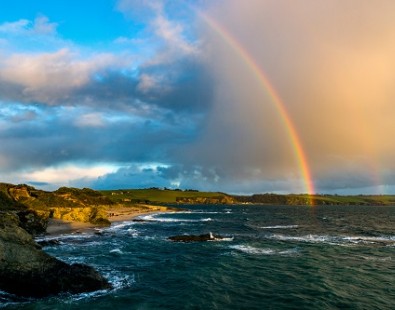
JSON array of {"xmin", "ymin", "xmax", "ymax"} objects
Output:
[{"xmin": 100, "ymin": 188, "xmax": 229, "ymax": 204}]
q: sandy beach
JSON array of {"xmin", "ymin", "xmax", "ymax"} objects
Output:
[{"xmin": 46, "ymin": 206, "xmax": 170, "ymax": 236}]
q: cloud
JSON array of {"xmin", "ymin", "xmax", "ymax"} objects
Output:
[
  {"xmin": 0, "ymin": 15, "xmax": 57, "ymax": 35},
  {"xmin": 74, "ymin": 113, "xmax": 106, "ymax": 128},
  {"xmin": 0, "ymin": 48, "xmax": 131, "ymax": 105},
  {"xmin": 117, "ymin": 0, "xmax": 199, "ymax": 66},
  {"xmin": 5, "ymin": 0, "xmax": 395, "ymax": 194}
]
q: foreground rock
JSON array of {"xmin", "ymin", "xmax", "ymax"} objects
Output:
[
  {"xmin": 0, "ymin": 212, "xmax": 111, "ymax": 298},
  {"xmin": 168, "ymin": 233, "xmax": 229, "ymax": 242}
]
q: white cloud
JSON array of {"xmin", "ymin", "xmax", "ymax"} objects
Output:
[
  {"xmin": 0, "ymin": 19, "xmax": 30, "ymax": 34},
  {"xmin": 117, "ymin": 0, "xmax": 199, "ymax": 67},
  {"xmin": 0, "ymin": 48, "xmax": 132, "ymax": 104},
  {"xmin": 151, "ymin": 14, "xmax": 196, "ymax": 56},
  {"xmin": 0, "ymin": 15, "xmax": 57, "ymax": 35},
  {"xmin": 6, "ymin": 163, "xmax": 121, "ymax": 190}
]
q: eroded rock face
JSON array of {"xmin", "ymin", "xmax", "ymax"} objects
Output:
[
  {"xmin": 17, "ymin": 210, "xmax": 48, "ymax": 235},
  {"xmin": 0, "ymin": 212, "xmax": 111, "ymax": 297}
]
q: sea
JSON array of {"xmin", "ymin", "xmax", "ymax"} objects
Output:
[{"xmin": 1, "ymin": 204, "xmax": 394, "ymax": 309}]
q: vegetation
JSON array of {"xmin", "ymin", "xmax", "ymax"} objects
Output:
[
  {"xmin": 101, "ymin": 188, "xmax": 395, "ymax": 206},
  {"xmin": 100, "ymin": 188, "xmax": 234, "ymax": 204},
  {"xmin": 0, "ymin": 183, "xmax": 117, "ymax": 225},
  {"xmin": 233, "ymin": 193, "xmax": 395, "ymax": 206}
]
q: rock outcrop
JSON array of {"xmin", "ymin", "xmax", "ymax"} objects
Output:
[
  {"xmin": 0, "ymin": 212, "xmax": 111, "ymax": 297},
  {"xmin": 168, "ymin": 233, "xmax": 230, "ymax": 242},
  {"xmin": 0, "ymin": 183, "xmax": 113, "ymax": 227},
  {"xmin": 16, "ymin": 210, "xmax": 48, "ymax": 235}
]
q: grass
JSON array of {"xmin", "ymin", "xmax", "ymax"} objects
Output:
[{"xmin": 100, "ymin": 188, "xmax": 228, "ymax": 203}]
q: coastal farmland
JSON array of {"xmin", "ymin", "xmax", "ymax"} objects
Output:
[{"xmin": 100, "ymin": 188, "xmax": 233, "ymax": 204}]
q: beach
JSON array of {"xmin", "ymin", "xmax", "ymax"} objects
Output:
[{"xmin": 46, "ymin": 206, "xmax": 171, "ymax": 236}]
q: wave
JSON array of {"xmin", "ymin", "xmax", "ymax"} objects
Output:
[
  {"xmin": 35, "ymin": 233, "xmax": 94, "ymax": 243},
  {"xmin": 0, "ymin": 272, "xmax": 135, "ymax": 307},
  {"xmin": 229, "ymin": 245, "xmax": 298, "ymax": 256},
  {"xmin": 109, "ymin": 248, "xmax": 123, "ymax": 255},
  {"xmin": 360, "ymin": 255, "xmax": 392, "ymax": 262},
  {"xmin": 0, "ymin": 290, "xmax": 29, "ymax": 309},
  {"xmin": 209, "ymin": 232, "xmax": 234, "ymax": 242},
  {"xmin": 267, "ymin": 234, "xmax": 395, "ymax": 246},
  {"xmin": 175, "ymin": 211, "xmax": 225, "ymax": 214},
  {"xmin": 341, "ymin": 235, "xmax": 395, "ymax": 245},
  {"xmin": 140, "ymin": 214, "xmax": 213, "ymax": 223},
  {"xmin": 260, "ymin": 225, "xmax": 299, "ymax": 229}
]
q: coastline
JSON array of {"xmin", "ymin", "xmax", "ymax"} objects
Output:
[{"xmin": 45, "ymin": 206, "xmax": 172, "ymax": 236}]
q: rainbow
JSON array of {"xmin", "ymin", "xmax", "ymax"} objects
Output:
[{"xmin": 198, "ymin": 11, "xmax": 315, "ymax": 197}]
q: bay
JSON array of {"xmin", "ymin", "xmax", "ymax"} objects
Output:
[{"xmin": 2, "ymin": 205, "xmax": 394, "ymax": 309}]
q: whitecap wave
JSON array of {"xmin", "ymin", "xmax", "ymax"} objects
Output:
[
  {"xmin": 269, "ymin": 234, "xmax": 331, "ymax": 243},
  {"xmin": 207, "ymin": 232, "xmax": 234, "ymax": 242},
  {"xmin": 229, "ymin": 245, "xmax": 297, "ymax": 256},
  {"xmin": 109, "ymin": 248, "xmax": 123, "ymax": 255},
  {"xmin": 360, "ymin": 256, "xmax": 392, "ymax": 262},
  {"xmin": 267, "ymin": 234, "xmax": 395, "ymax": 246},
  {"xmin": 105, "ymin": 272, "xmax": 135, "ymax": 291},
  {"xmin": 210, "ymin": 237, "xmax": 234, "ymax": 242},
  {"xmin": 341, "ymin": 235, "xmax": 395, "ymax": 245},
  {"xmin": 35, "ymin": 233, "xmax": 94, "ymax": 243},
  {"xmin": 260, "ymin": 225, "xmax": 299, "ymax": 229},
  {"xmin": 107, "ymin": 222, "xmax": 135, "ymax": 231},
  {"xmin": 140, "ymin": 214, "xmax": 213, "ymax": 223}
]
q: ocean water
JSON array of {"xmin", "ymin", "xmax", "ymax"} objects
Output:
[{"xmin": 1, "ymin": 205, "xmax": 394, "ymax": 309}]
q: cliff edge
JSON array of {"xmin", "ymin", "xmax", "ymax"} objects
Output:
[{"xmin": 0, "ymin": 212, "xmax": 111, "ymax": 297}]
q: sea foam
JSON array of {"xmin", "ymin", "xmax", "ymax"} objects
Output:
[{"xmin": 229, "ymin": 245, "xmax": 298, "ymax": 256}]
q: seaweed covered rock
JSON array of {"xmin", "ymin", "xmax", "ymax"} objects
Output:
[{"xmin": 0, "ymin": 212, "xmax": 111, "ymax": 297}]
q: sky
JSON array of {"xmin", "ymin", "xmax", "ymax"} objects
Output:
[{"xmin": 1, "ymin": 0, "xmax": 395, "ymax": 194}]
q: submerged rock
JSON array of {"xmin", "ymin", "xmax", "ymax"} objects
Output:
[
  {"xmin": 0, "ymin": 212, "xmax": 111, "ymax": 297},
  {"xmin": 168, "ymin": 233, "xmax": 227, "ymax": 242}
]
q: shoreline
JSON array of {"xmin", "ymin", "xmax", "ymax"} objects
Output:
[{"xmin": 45, "ymin": 207, "xmax": 171, "ymax": 236}]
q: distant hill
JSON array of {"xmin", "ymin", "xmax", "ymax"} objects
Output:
[
  {"xmin": 1, "ymin": 183, "xmax": 394, "ymax": 221},
  {"xmin": 100, "ymin": 188, "xmax": 235, "ymax": 204},
  {"xmin": 100, "ymin": 188, "xmax": 395, "ymax": 206},
  {"xmin": 232, "ymin": 193, "xmax": 395, "ymax": 206}
]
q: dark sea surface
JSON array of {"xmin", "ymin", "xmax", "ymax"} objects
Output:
[{"xmin": 1, "ymin": 205, "xmax": 394, "ymax": 309}]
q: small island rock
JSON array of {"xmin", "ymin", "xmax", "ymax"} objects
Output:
[{"xmin": 168, "ymin": 233, "xmax": 226, "ymax": 242}]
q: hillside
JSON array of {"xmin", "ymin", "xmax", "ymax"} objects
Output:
[
  {"xmin": 100, "ymin": 188, "xmax": 395, "ymax": 206},
  {"xmin": 100, "ymin": 188, "xmax": 236, "ymax": 204},
  {"xmin": 0, "ymin": 183, "xmax": 117, "ymax": 226},
  {"xmin": 232, "ymin": 193, "xmax": 395, "ymax": 206}
]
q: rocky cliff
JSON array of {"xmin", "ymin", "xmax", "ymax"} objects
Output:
[
  {"xmin": 0, "ymin": 183, "xmax": 112, "ymax": 226},
  {"xmin": 0, "ymin": 212, "xmax": 111, "ymax": 297}
]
